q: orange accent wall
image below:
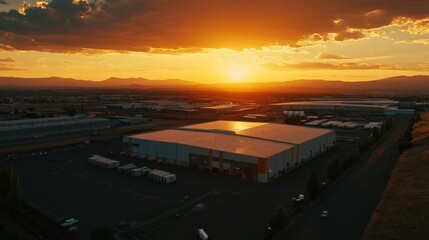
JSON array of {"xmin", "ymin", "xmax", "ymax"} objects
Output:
[{"xmin": 257, "ymin": 158, "xmax": 268, "ymax": 174}]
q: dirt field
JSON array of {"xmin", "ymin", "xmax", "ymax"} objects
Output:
[{"xmin": 362, "ymin": 113, "xmax": 429, "ymax": 240}]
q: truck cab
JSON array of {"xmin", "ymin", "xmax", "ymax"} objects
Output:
[{"xmin": 197, "ymin": 229, "xmax": 209, "ymax": 240}]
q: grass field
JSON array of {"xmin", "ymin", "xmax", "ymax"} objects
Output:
[{"xmin": 362, "ymin": 113, "xmax": 429, "ymax": 240}]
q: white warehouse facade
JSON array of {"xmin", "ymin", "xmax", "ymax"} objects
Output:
[{"xmin": 123, "ymin": 121, "xmax": 335, "ymax": 183}]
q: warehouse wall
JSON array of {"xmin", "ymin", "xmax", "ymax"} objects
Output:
[
  {"xmin": 294, "ymin": 130, "xmax": 335, "ymax": 164},
  {"xmin": 223, "ymin": 152, "xmax": 257, "ymax": 165},
  {"xmin": 268, "ymin": 149, "xmax": 294, "ymax": 178}
]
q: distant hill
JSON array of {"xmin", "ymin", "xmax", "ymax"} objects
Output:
[
  {"xmin": 0, "ymin": 75, "xmax": 428, "ymax": 93},
  {"xmin": 0, "ymin": 76, "xmax": 200, "ymax": 89},
  {"xmin": 210, "ymin": 75, "xmax": 429, "ymax": 93},
  {"xmin": 100, "ymin": 77, "xmax": 199, "ymax": 87}
]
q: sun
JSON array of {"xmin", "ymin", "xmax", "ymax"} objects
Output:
[{"xmin": 227, "ymin": 64, "xmax": 249, "ymax": 81}]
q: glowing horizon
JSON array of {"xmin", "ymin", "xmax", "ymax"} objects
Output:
[{"xmin": 0, "ymin": 0, "xmax": 428, "ymax": 83}]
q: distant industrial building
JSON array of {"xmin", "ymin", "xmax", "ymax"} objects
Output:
[
  {"xmin": 384, "ymin": 108, "xmax": 416, "ymax": 116},
  {"xmin": 274, "ymin": 101, "xmax": 386, "ymax": 114},
  {"xmin": 124, "ymin": 121, "xmax": 335, "ymax": 183},
  {"xmin": 0, "ymin": 115, "xmax": 110, "ymax": 142},
  {"xmin": 199, "ymin": 104, "xmax": 240, "ymax": 113}
]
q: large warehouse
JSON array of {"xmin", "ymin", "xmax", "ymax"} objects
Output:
[{"xmin": 124, "ymin": 121, "xmax": 335, "ymax": 183}]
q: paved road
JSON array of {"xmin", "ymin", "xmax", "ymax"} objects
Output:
[{"xmin": 277, "ymin": 117, "xmax": 412, "ymax": 240}]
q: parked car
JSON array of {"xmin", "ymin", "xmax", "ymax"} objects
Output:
[
  {"xmin": 68, "ymin": 226, "xmax": 78, "ymax": 233},
  {"xmin": 320, "ymin": 210, "xmax": 329, "ymax": 218},
  {"xmin": 291, "ymin": 193, "xmax": 305, "ymax": 204},
  {"xmin": 61, "ymin": 218, "xmax": 79, "ymax": 227}
]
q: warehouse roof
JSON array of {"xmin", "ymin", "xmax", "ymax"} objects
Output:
[
  {"xmin": 179, "ymin": 120, "xmax": 333, "ymax": 144},
  {"xmin": 129, "ymin": 129, "xmax": 295, "ymax": 158},
  {"xmin": 236, "ymin": 123, "xmax": 333, "ymax": 144},
  {"xmin": 200, "ymin": 104, "xmax": 239, "ymax": 110},
  {"xmin": 88, "ymin": 155, "xmax": 119, "ymax": 164},
  {"xmin": 179, "ymin": 120, "xmax": 267, "ymax": 133}
]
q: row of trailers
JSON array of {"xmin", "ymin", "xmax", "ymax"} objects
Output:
[
  {"xmin": 86, "ymin": 155, "xmax": 176, "ymax": 184},
  {"xmin": 119, "ymin": 164, "xmax": 177, "ymax": 184}
]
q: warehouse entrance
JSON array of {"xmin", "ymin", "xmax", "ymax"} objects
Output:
[
  {"xmin": 189, "ymin": 153, "xmax": 210, "ymax": 170},
  {"xmin": 225, "ymin": 160, "xmax": 257, "ymax": 181}
]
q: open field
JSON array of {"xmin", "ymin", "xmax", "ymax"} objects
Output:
[{"xmin": 363, "ymin": 113, "xmax": 429, "ymax": 240}]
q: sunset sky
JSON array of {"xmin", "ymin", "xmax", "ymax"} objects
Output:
[{"xmin": 0, "ymin": 0, "xmax": 428, "ymax": 83}]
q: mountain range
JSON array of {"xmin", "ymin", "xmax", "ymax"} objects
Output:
[{"xmin": 0, "ymin": 75, "xmax": 428, "ymax": 93}]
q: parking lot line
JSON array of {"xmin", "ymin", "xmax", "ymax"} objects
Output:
[{"xmin": 53, "ymin": 164, "xmax": 157, "ymax": 199}]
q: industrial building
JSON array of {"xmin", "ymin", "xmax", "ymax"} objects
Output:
[
  {"xmin": 199, "ymin": 104, "xmax": 240, "ymax": 113},
  {"xmin": 274, "ymin": 101, "xmax": 386, "ymax": 114},
  {"xmin": 124, "ymin": 121, "xmax": 335, "ymax": 183},
  {"xmin": 0, "ymin": 115, "xmax": 111, "ymax": 142}
]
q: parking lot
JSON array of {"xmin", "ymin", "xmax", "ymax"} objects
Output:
[
  {"xmin": 1, "ymin": 140, "xmax": 213, "ymax": 239},
  {"xmin": 1, "ymin": 125, "xmax": 363, "ymax": 240}
]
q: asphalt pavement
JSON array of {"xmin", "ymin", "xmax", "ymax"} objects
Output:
[{"xmin": 276, "ymin": 116, "xmax": 412, "ymax": 240}]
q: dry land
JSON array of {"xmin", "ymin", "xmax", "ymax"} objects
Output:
[{"xmin": 363, "ymin": 113, "xmax": 429, "ymax": 240}]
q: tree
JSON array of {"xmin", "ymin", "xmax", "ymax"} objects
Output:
[
  {"xmin": 327, "ymin": 156, "xmax": 340, "ymax": 182},
  {"xmin": 91, "ymin": 227, "xmax": 115, "ymax": 240},
  {"xmin": 385, "ymin": 117, "xmax": 393, "ymax": 131},
  {"xmin": 372, "ymin": 127, "xmax": 380, "ymax": 141},
  {"xmin": 307, "ymin": 170, "xmax": 319, "ymax": 200},
  {"xmin": 268, "ymin": 205, "xmax": 288, "ymax": 231},
  {"xmin": 358, "ymin": 140, "xmax": 369, "ymax": 155},
  {"xmin": 0, "ymin": 167, "xmax": 21, "ymax": 213}
]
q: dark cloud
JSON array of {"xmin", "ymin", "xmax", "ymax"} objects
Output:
[
  {"xmin": 335, "ymin": 30, "xmax": 366, "ymax": 41},
  {"xmin": 0, "ymin": 0, "xmax": 427, "ymax": 52}
]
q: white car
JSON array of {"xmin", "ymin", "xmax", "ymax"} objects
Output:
[
  {"xmin": 320, "ymin": 210, "xmax": 329, "ymax": 218},
  {"xmin": 61, "ymin": 218, "xmax": 79, "ymax": 227},
  {"xmin": 68, "ymin": 226, "xmax": 78, "ymax": 233}
]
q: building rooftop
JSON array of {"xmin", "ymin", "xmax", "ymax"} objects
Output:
[
  {"xmin": 178, "ymin": 120, "xmax": 333, "ymax": 144},
  {"xmin": 199, "ymin": 104, "xmax": 239, "ymax": 110},
  {"xmin": 272, "ymin": 101, "xmax": 386, "ymax": 110},
  {"xmin": 129, "ymin": 129, "xmax": 295, "ymax": 158},
  {"xmin": 236, "ymin": 122, "xmax": 333, "ymax": 144},
  {"xmin": 179, "ymin": 120, "xmax": 266, "ymax": 134},
  {"xmin": 89, "ymin": 155, "xmax": 119, "ymax": 164},
  {"xmin": 0, "ymin": 116, "xmax": 109, "ymax": 131}
]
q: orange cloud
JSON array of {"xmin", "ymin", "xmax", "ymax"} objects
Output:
[
  {"xmin": 318, "ymin": 53, "xmax": 350, "ymax": 60},
  {"xmin": 0, "ymin": 56, "xmax": 14, "ymax": 62},
  {"xmin": 0, "ymin": 0, "xmax": 428, "ymax": 52},
  {"xmin": 268, "ymin": 62, "xmax": 411, "ymax": 71}
]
